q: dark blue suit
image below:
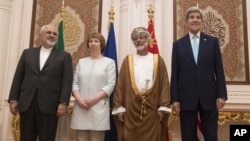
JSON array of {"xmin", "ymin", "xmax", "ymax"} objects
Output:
[{"xmin": 170, "ymin": 32, "xmax": 227, "ymax": 141}]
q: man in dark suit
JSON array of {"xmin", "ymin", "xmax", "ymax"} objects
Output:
[
  {"xmin": 8, "ymin": 24, "xmax": 73, "ymax": 141},
  {"xmin": 170, "ymin": 7, "xmax": 227, "ymax": 141}
]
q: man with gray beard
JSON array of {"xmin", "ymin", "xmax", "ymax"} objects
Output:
[
  {"xmin": 112, "ymin": 27, "xmax": 170, "ymax": 141},
  {"xmin": 8, "ymin": 24, "xmax": 73, "ymax": 141}
]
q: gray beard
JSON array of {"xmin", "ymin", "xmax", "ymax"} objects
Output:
[
  {"xmin": 46, "ymin": 40, "xmax": 57, "ymax": 46},
  {"xmin": 136, "ymin": 42, "xmax": 148, "ymax": 51},
  {"xmin": 136, "ymin": 46, "xmax": 146, "ymax": 51}
]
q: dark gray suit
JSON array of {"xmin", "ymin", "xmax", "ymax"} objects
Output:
[
  {"xmin": 8, "ymin": 47, "xmax": 73, "ymax": 141},
  {"xmin": 170, "ymin": 32, "xmax": 227, "ymax": 141}
]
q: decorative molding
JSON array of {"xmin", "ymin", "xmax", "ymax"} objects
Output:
[
  {"xmin": 17, "ymin": 0, "xmax": 25, "ymax": 59},
  {"xmin": 0, "ymin": 0, "xmax": 12, "ymax": 8},
  {"xmin": 218, "ymin": 111, "xmax": 250, "ymax": 125},
  {"xmin": 168, "ymin": 111, "xmax": 250, "ymax": 126},
  {"xmin": 228, "ymin": 92, "xmax": 250, "ymax": 100},
  {"xmin": 12, "ymin": 106, "xmax": 250, "ymax": 141},
  {"xmin": 120, "ymin": 0, "xmax": 129, "ymax": 14},
  {"xmin": 12, "ymin": 115, "xmax": 20, "ymax": 141},
  {"xmin": 228, "ymin": 91, "xmax": 250, "ymax": 96},
  {"xmin": 0, "ymin": 7, "xmax": 11, "ymax": 14}
]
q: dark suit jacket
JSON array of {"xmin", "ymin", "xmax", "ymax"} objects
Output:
[
  {"xmin": 8, "ymin": 47, "xmax": 73, "ymax": 114},
  {"xmin": 170, "ymin": 32, "xmax": 227, "ymax": 111}
]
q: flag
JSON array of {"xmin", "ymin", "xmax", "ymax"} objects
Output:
[
  {"xmin": 103, "ymin": 22, "xmax": 118, "ymax": 72},
  {"xmin": 55, "ymin": 19, "xmax": 64, "ymax": 50},
  {"xmin": 147, "ymin": 18, "xmax": 170, "ymax": 141},
  {"xmin": 197, "ymin": 115, "xmax": 204, "ymax": 141},
  {"xmin": 147, "ymin": 19, "xmax": 159, "ymax": 54},
  {"xmin": 104, "ymin": 22, "xmax": 118, "ymax": 141}
]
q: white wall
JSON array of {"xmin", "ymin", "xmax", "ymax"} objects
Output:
[
  {"xmin": 0, "ymin": 0, "xmax": 13, "ymax": 139},
  {"xmin": 0, "ymin": 0, "xmax": 33, "ymax": 140}
]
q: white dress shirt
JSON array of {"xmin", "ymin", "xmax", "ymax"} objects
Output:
[{"xmin": 40, "ymin": 46, "xmax": 53, "ymax": 70}]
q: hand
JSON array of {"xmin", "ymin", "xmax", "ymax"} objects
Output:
[
  {"xmin": 118, "ymin": 112, "xmax": 125, "ymax": 122},
  {"xmin": 9, "ymin": 102, "xmax": 18, "ymax": 116},
  {"xmin": 57, "ymin": 103, "xmax": 67, "ymax": 116},
  {"xmin": 217, "ymin": 98, "xmax": 226, "ymax": 110},
  {"xmin": 157, "ymin": 111, "xmax": 164, "ymax": 121},
  {"xmin": 172, "ymin": 102, "xmax": 181, "ymax": 114},
  {"xmin": 77, "ymin": 99, "xmax": 89, "ymax": 110},
  {"xmin": 84, "ymin": 98, "xmax": 97, "ymax": 108}
]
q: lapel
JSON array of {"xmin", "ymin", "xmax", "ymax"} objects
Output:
[
  {"xmin": 197, "ymin": 33, "xmax": 208, "ymax": 65},
  {"xmin": 182, "ymin": 34, "xmax": 196, "ymax": 64},
  {"xmin": 182, "ymin": 33, "xmax": 209, "ymax": 66},
  {"xmin": 41, "ymin": 47, "xmax": 57, "ymax": 72},
  {"xmin": 33, "ymin": 47, "xmax": 41, "ymax": 72}
]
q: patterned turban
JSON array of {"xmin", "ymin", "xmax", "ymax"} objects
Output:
[{"xmin": 131, "ymin": 27, "xmax": 150, "ymax": 41}]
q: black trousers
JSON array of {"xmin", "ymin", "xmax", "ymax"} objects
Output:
[
  {"xmin": 180, "ymin": 101, "xmax": 218, "ymax": 141},
  {"xmin": 19, "ymin": 92, "xmax": 58, "ymax": 141}
]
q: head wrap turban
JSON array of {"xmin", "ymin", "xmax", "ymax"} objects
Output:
[{"xmin": 131, "ymin": 27, "xmax": 150, "ymax": 41}]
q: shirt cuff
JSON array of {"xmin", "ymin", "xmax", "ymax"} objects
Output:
[
  {"xmin": 9, "ymin": 100, "xmax": 18, "ymax": 103},
  {"xmin": 158, "ymin": 106, "xmax": 172, "ymax": 113},
  {"xmin": 112, "ymin": 107, "xmax": 126, "ymax": 115}
]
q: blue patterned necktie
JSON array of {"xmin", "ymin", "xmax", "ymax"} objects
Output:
[{"xmin": 192, "ymin": 35, "xmax": 199, "ymax": 64}]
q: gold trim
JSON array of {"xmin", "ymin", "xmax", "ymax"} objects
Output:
[
  {"xmin": 168, "ymin": 111, "xmax": 250, "ymax": 126},
  {"xmin": 12, "ymin": 110, "xmax": 250, "ymax": 141},
  {"xmin": 128, "ymin": 54, "xmax": 159, "ymax": 120},
  {"xmin": 128, "ymin": 55, "xmax": 139, "ymax": 94},
  {"xmin": 12, "ymin": 114, "xmax": 20, "ymax": 141},
  {"xmin": 128, "ymin": 54, "xmax": 159, "ymax": 95},
  {"xmin": 147, "ymin": 3, "xmax": 154, "ymax": 20},
  {"xmin": 153, "ymin": 54, "xmax": 158, "ymax": 85},
  {"xmin": 108, "ymin": 6, "xmax": 115, "ymax": 23},
  {"xmin": 167, "ymin": 111, "xmax": 250, "ymax": 141},
  {"xmin": 218, "ymin": 111, "xmax": 250, "ymax": 125}
]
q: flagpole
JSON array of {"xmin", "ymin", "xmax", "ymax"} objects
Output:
[
  {"xmin": 55, "ymin": 0, "xmax": 65, "ymax": 50},
  {"xmin": 147, "ymin": 2, "xmax": 167, "ymax": 140},
  {"xmin": 147, "ymin": 2, "xmax": 154, "ymax": 20},
  {"xmin": 108, "ymin": 5, "xmax": 115, "ymax": 30},
  {"xmin": 60, "ymin": 0, "xmax": 65, "ymax": 19},
  {"xmin": 104, "ymin": 4, "xmax": 118, "ymax": 141},
  {"xmin": 147, "ymin": 2, "xmax": 159, "ymax": 54}
]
